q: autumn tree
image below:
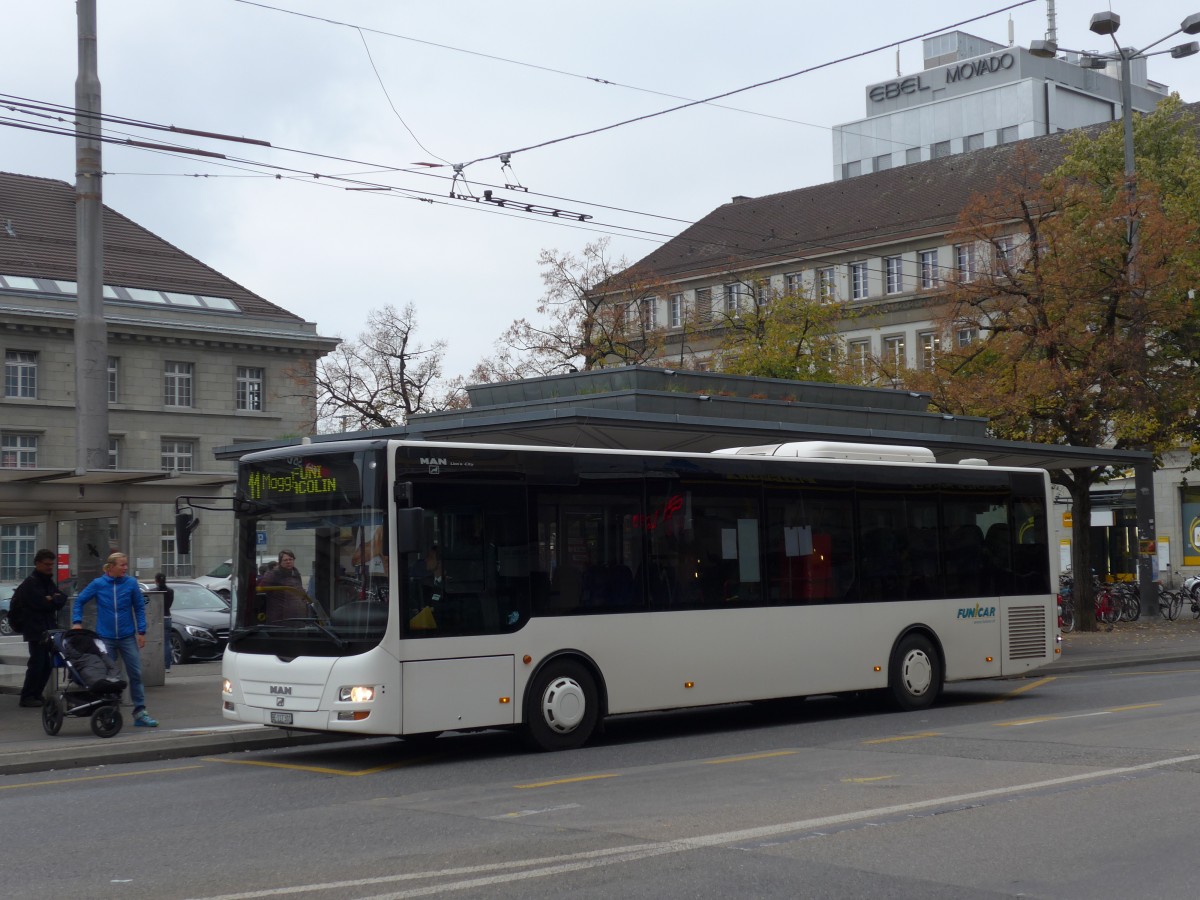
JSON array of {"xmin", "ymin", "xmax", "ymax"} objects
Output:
[
  {"xmin": 712, "ymin": 273, "xmax": 860, "ymax": 383},
  {"xmin": 311, "ymin": 303, "xmax": 466, "ymax": 432},
  {"xmin": 905, "ymin": 103, "xmax": 1200, "ymax": 629},
  {"xmin": 474, "ymin": 238, "xmax": 668, "ymax": 380}
]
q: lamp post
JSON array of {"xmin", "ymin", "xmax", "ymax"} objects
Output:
[{"xmin": 1030, "ymin": 12, "xmax": 1200, "ymax": 618}]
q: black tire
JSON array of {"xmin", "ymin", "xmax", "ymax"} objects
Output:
[
  {"xmin": 0, "ymin": 612, "xmax": 12, "ymax": 636},
  {"xmin": 42, "ymin": 698, "xmax": 63, "ymax": 736},
  {"xmin": 888, "ymin": 633, "xmax": 942, "ymax": 711},
  {"xmin": 523, "ymin": 659, "xmax": 600, "ymax": 752},
  {"xmin": 170, "ymin": 633, "xmax": 186, "ymax": 666},
  {"xmin": 1059, "ymin": 598, "xmax": 1075, "ymax": 633},
  {"xmin": 91, "ymin": 706, "xmax": 123, "ymax": 738}
]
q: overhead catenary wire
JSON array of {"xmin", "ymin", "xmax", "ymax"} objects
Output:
[
  {"xmin": 453, "ymin": 0, "xmax": 1041, "ymax": 169},
  {"xmin": 230, "ymin": 0, "xmax": 1038, "ymax": 159},
  {"xmin": 0, "ymin": 105, "xmax": 1029, "ymax": 284},
  {"xmin": 1, "ymin": 0, "xmax": 1053, "ymax": 286}
]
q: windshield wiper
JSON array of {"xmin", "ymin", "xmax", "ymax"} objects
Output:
[{"xmin": 247, "ymin": 616, "xmax": 347, "ymax": 650}]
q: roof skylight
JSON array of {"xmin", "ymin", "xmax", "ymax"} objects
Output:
[{"xmin": 0, "ymin": 274, "xmax": 241, "ymax": 314}]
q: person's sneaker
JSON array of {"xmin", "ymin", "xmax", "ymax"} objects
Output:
[
  {"xmin": 133, "ymin": 709, "xmax": 159, "ymax": 727},
  {"xmin": 18, "ymin": 697, "xmax": 42, "ymax": 708}
]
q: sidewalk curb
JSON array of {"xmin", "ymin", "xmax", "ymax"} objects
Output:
[
  {"xmin": 0, "ymin": 727, "xmax": 356, "ymax": 777},
  {"xmin": 1048, "ymin": 650, "xmax": 1200, "ymax": 675}
]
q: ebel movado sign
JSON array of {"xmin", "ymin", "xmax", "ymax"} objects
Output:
[{"xmin": 869, "ymin": 51, "xmax": 1016, "ymax": 102}]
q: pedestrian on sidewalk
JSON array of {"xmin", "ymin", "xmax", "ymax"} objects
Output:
[
  {"xmin": 154, "ymin": 572, "xmax": 174, "ymax": 673},
  {"xmin": 72, "ymin": 552, "xmax": 159, "ymax": 727},
  {"xmin": 9, "ymin": 548, "xmax": 68, "ymax": 708}
]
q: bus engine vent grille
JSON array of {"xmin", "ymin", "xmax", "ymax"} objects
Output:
[{"xmin": 1006, "ymin": 605, "xmax": 1048, "ymax": 659}]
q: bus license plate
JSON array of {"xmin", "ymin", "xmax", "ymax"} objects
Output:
[{"xmin": 270, "ymin": 711, "xmax": 293, "ymax": 725}]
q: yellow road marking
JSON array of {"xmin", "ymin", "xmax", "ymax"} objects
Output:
[
  {"xmin": 995, "ymin": 716, "xmax": 1058, "ymax": 727},
  {"xmin": 0, "ymin": 765, "xmax": 203, "ymax": 791},
  {"xmin": 991, "ymin": 676, "xmax": 1055, "ymax": 702},
  {"xmin": 205, "ymin": 757, "xmax": 416, "ymax": 776},
  {"xmin": 997, "ymin": 703, "xmax": 1163, "ymax": 727},
  {"xmin": 841, "ymin": 775, "xmax": 896, "ymax": 783},
  {"xmin": 862, "ymin": 732, "xmax": 941, "ymax": 745},
  {"xmin": 514, "ymin": 774, "xmax": 620, "ymax": 789},
  {"xmin": 704, "ymin": 750, "xmax": 797, "ymax": 765}
]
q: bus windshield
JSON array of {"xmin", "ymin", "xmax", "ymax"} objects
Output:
[{"xmin": 228, "ymin": 446, "xmax": 390, "ymax": 657}]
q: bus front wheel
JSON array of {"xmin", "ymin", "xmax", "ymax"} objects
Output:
[
  {"xmin": 888, "ymin": 633, "xmax": 941, "ymax": 711},
  {"xmin": 523, "ymin": 660, "xmax": 599, "ymax": 751}
]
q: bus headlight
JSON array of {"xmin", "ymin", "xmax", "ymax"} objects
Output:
[
  {"xmin": 339, "ymin": 685, "xmax": 375, "ymax": 703},
  {"xmin": 221, "ymin": 679, "xmax": 232, "ymax": 695}
]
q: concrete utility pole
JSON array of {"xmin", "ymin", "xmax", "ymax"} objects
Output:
[{"xmin": 75, "ymin": 0, "xmax": 109, "ymax": 472}]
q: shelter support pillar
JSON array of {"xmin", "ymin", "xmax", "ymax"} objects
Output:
[{"xmin": 1136, "ymin": 461, "xmax": 1158, "ymax": 618}]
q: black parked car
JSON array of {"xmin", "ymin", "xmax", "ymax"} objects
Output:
[{"xmin": 156, "ymin": 580, "xmax": 231, "ymax": 664}]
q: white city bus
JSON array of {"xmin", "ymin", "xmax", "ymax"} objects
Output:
[{"xmin": 220, "ymin": 439, "xmax": 1058, "ymax": 750}]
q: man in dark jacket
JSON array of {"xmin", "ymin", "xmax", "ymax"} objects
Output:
[{"xmin": 10, "ymin": 548, "xmax": 67, "ymax": 707}]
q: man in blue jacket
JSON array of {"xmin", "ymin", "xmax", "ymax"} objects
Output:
[{"xmin": 72, "ymin": 551, "xmax": 158, "ymax": 727}]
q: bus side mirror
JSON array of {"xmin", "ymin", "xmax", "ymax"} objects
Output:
[
  {"xmin": 175, "ymin": 512, "xmax": 199, "ymax": 555},
  {"xmin": 395, "ymin": 507, "xmax": 425, "ymax": 554}
]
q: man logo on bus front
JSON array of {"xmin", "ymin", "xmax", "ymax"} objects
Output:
[{"xmin": 277, "ymin": 696, "xmax": 285, "ymax": 707}]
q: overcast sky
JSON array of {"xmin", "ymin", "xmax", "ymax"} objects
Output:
[{"xmin": 5, "ymin": 1, "xmax": 1200, "ymax": 379}]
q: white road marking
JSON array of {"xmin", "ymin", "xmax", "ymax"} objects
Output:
[{"xmin": 185, "ymin": 752, "xmax": 1200, "ymax": 900}]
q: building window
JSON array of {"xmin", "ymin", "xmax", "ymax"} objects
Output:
[
  {"xmin": 695, "ymin": 287, "xmax": 712, "ymax": 322},
  {"xmin": 645, "ymin": 297, "xmax": 658, "ymax": 329},
  {"xmin": 847, "ymin": 339, "xmax": 871, "ymax": 377},
  {"xmin": 161, "ymin": 523, "xmax": 190, "ymax": 578},
  {"xmin": 851, "ymin": 262, "xmax": 869, "ymax": 300},
  {"xmin": 4, "ymin": 350, "xmax": 37, "ymax": 398},
  {"xmin": 885, "ymin": 256, "xmax": 903, "ymax": 294},
  {"xmin": 905, "ymin": 147, "xmax": 922, "ymax": 165},
  {"xmin": 920, "ymin": 332, "xmax": 940, "ymax": 371},
  {"xmin": 874, "ymin": 153, "xmax": 893, "ymax": 172},
  {"xmin": 997, "ymin": 125, "xmax": 1019, "ymax": 144},
  {"xmin": 1, "ymin": 433, "xmax": 37, "ymax": 468},
  {"xmin": 236, "ymin": 366, "xmax": 264, "ymax": 412},
  {"xmin": 993, "ymin": 235, "xmax": 1015, "ymax": 270},
  {"xmin": 724, "ymin": 283, "xmax": 744, "ymax": 315},
  {"xmin": 883, "ymin": 335, "xmax": 906, "ymax": 370},
  {"xmin": 956, "ymin": 327, "xmax": 978, "ymax": 348},
  {"xmin": 931, "ymin": 140, "xmax": 952, "ymax": 159},
  {"xmin": 965, "ymin": 132, "xmax": 984, "ymax": 152},
  {"xmin": 0, "ymin": 524, "xmax": 37, "ymax": 581},
  {"xmin": 919, "ymin": 250, "xmax": 939, "ymax": 289},
  {"xmin": 955, "ymin": 243, "xmax": 976, "ymax": 282},
  {"xmin": 817, "ymin": 267, "xmax": 835, "ymax": 301},
  {"xmin": 669, "ymin": 293, "xmax": 682, "ymax": 328},
  {"xmin": 756, "ymin": 283, "xmax": 769, "ymax": 307},
  {"xmin": 785, "ymin": 273, "xmax": 802, "ymax": 296},
  {"xmin": 161, "ymin": 439, "xmax": 195, "ymax": 473},
  {"xmin": 164, "ymin": 361, "xmax": 194, "ymax": 408},
  {"xmin": 842, "ymin": 160, "xmax": 862, "ymax": 178},
  {"xmin": 107, "ymin": 356, "xmax": 119, "ymax": 403},
  {"xmin": 108, "ymin": 437, "xmax": 120, "ymax": 470}
]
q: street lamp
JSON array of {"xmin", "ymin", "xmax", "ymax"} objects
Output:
[
  {"xmin": 1029, "ymin": 11, "xmax": 1200, "ymax": 193},
  {"xmin": 1030, "ymin": 11, "xmax": 1200, "ymax": 618}
]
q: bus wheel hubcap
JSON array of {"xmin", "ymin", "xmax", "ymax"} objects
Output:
[
  {"xmin": 542, "ymin": 676, "xmax": 586, "ymax": 733},
  {"xmin": 902, "ymin": 651, "xmax": 932, "ymax": 696}
]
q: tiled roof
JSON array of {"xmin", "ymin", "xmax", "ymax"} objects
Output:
[
  {"xmin": 0, "ymin": 171, "xmax": 303, "ymax": 321},
  {"xmin": 625, "ymin": 100, "xmax": 1200, "ymax": 284},
  {"xmin": 625, "ymin": 134, "xmax": 1071, "ymax": 284}
]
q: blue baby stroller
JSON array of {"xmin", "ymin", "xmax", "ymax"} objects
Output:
[{"xmin": 42, "ymin": 629, "xmax": 127, "ymax": 738}]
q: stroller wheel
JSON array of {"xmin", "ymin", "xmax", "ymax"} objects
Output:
[
  {"xmin": 91, "ymin": 706, "xmax": 123, "ymax": 739},
  {"xmin": 42, "ymin": 699, "xmax": 64, "ymax": 736}
]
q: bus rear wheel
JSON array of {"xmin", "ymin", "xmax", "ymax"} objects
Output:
[
  {"xmin": 888, "ymin": 633, "xmax": 941, "ymax": 711},
  {"xmin": 523, "ymin": 660, "xmax": 599, "ymax": 752}
]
